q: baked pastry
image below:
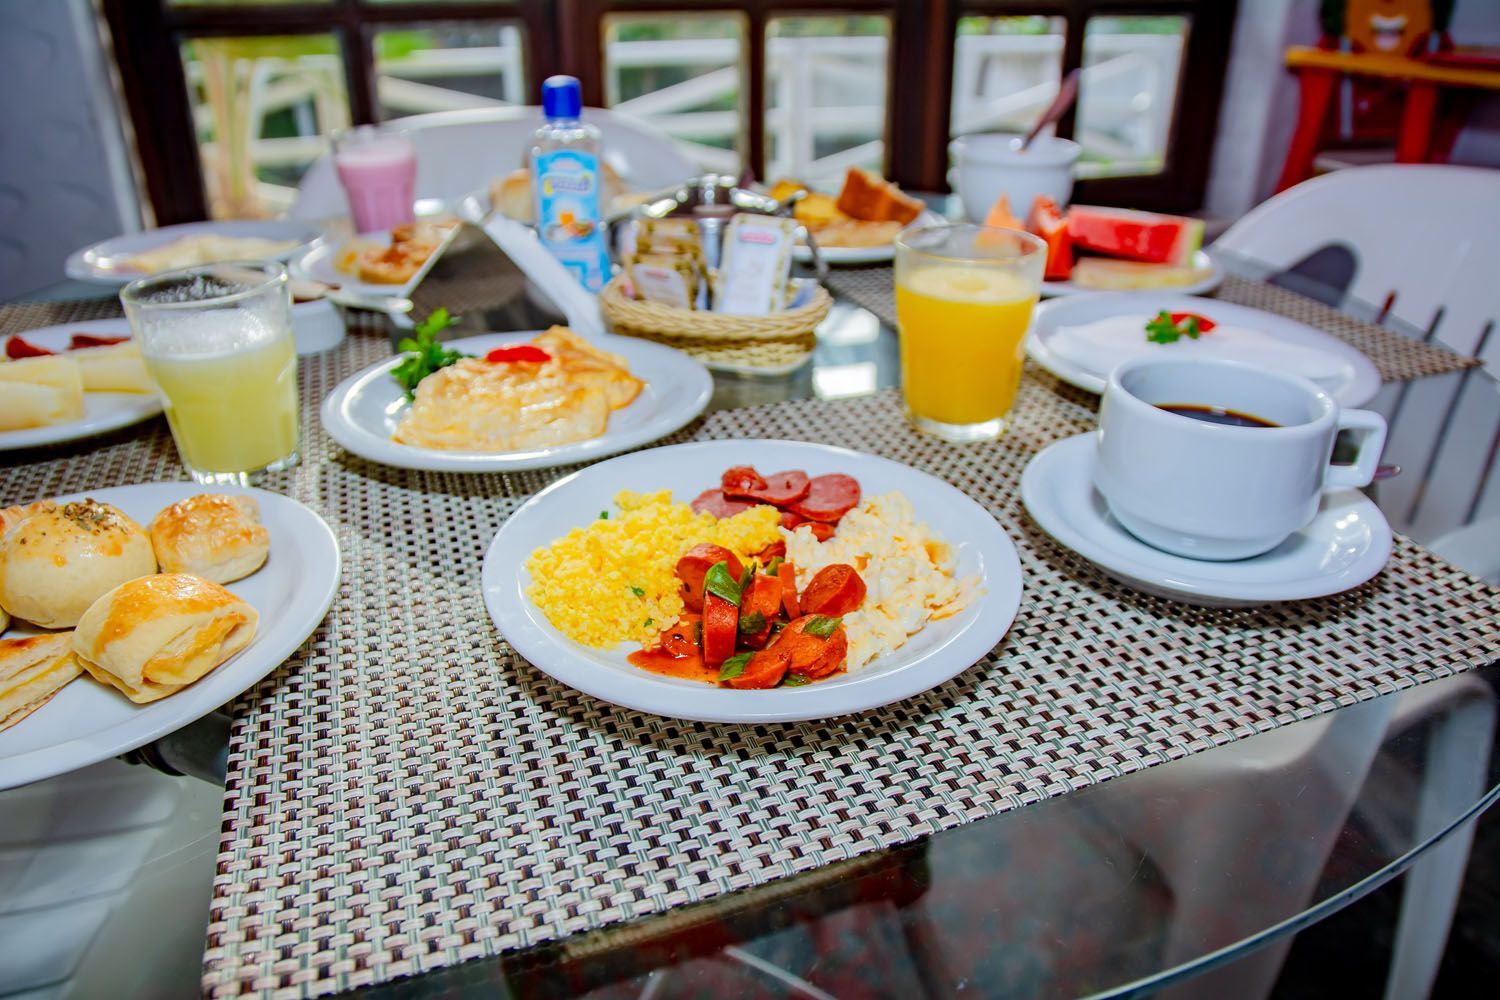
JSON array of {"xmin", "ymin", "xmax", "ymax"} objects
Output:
[
  {"xmin": 1, "ymin": 500, "xmax": 57, "ymax": 539},
  {"xmin": 73, "ymin": 573, "xmax": 257, "ymax": 704},
  {"xmin": 0, "ymin": 634, "xmax": 81, "ymax": 732},
  {"xmin": 0, "ymin": 500, "xmax": 157, "ymax": 628},
  {"xmin": 0, "ymin": 355, "xmax": 85, "ymax": 430},
  {"xmin": 149, "ymin": 494, "xmax": 270, "ymax": 584},
  {"xmin": 835, "ymin": 168, "xmax": 924, "ymax": 225},
  {"xmin": 491, "ymin": 168, "xmax": 534, "ymax": 223}
]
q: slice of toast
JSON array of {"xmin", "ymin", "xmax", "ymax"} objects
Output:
[{"xmin": 835, "ymin": 168, "xmax": 924, "ymax": 225}]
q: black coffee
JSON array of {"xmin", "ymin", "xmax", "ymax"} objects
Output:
[{"xmin": 1157, "ymin": 403, "xmax": 1279, "ymax": 428}]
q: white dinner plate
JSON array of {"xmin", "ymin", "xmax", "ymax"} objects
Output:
[
  {"xmin": 321, "ymin": 331, "xmax": 714, "ymax": 472},
  {"xmin": 0, "ymin": 319, "xmax": 163, "ymax": 452},
  {"xmin": 791, "ymin": 209, "xmax": 944, "ymax": 266},
  {"xmin": 0, "ymin": 483, "xmax": 340, "ymax": 790},
  {"xmin": 65, "ymin": 220, "xmax": 321, "ymax": 286},
  {"xmin": 1025, "ymin": 291, "xmax": 1382, "ymax": 407},
  {"xmin": 1020, "ymin": 433, "xmax": 1392, "ymax": 607},
  {"xmin": 1039, "ymin": 251, "xmax": 1222, "ymax": 297},
  {"xmin": 482, "ymin": 439, "xmax": 1024, "ymax": 723}
]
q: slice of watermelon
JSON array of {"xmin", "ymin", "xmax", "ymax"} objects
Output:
[
  {"xmin": 1068, "ymin": 206, "xmax": 1204, "ymax": 266},
  {"xmin": 1026, "ymin": 196, "xmax": 1073, "ymax": 281}
]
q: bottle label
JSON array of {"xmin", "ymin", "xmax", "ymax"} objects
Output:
[{"xmin": 534, "ymin": 148, "xmax": 611, "ymax": 292}]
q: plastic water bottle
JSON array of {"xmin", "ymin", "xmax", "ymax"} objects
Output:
[{"xmin": 530, "ymin": 75, "xmax": 611, "ymax": 292}]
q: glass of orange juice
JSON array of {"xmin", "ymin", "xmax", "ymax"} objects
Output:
[
  {"xmin": 895, "ymin": 222, "xmax": 1046, "ymax": 441},
  {"xmin": 121, "ymin": 262, "xmax": 300, "ymax": 485}
]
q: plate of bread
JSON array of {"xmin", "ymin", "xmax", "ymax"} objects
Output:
[
  {"xmin": 1, "ymin": 320, "xmax": 163, "ymax": 451},
  {"xmin": 772, "ymin": 169, "xmax": 939, "ymax": 265},
  {"xmin": 290, "ymin": 219, "xmax": 460, "ymax": 298},
  {"xmin": 0, "ymin": 484, "xmax": 339, "ymax": 789}
]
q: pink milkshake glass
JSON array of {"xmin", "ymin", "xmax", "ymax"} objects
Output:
[{"xmin": 332, "ymin": 126, "xmax": 416, "ymax": 234}]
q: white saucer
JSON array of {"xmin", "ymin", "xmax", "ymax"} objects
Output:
[{"xmin": 1019, "ymin": 433, "xmax": 1393, "ymax": 607}]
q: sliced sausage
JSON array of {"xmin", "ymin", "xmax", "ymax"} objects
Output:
[
  {"xmin": 737, "ymin": 574, "xmax": 784, "ymax": 649},
  {"xmin": 701, "ymin": 592, "xmax": 739, "ymax": 667},
  {"xmin": 806, "ymin": 522, "xmax": 835, "ymax": 542},
  {"xmin": 777, "ymin": 562, "xmax": 800, "ymax": 618},
  {"xmin": 748, "ymin": 470, "xmax": 812, "ymax": 505},
  {"xmin": 779, "ymin": 509, "xmax": 805, "ymax": 531},
  {"xmin": 785, "ymin": 474, "xmax": 861, "ymax": 523},
  {"xmin": 775, "ymin": 614, "xmax": 848, "ymax": 679},
  {"xmin": 800, "ymin": 564, "xmax": 866, "ymax": 616},
  {"xmin": 721, "ymin": 466, "xmax": 768, "ymax": 499},
  {"xmin": 675, "ymin": 544, "xmax": 743, "ymax": 613},
  {"xmin": 754, "ymin": 540, "xmax": 786, "ymax": 563},
  {"xmin": 658, "ymin": 613, "xmax": 701, "ymax": 658},
  {"xmin": 691, "ymin": 488, "xmax": 756, "ymax": 519},
  {"xmin": 722, "ymin": 645, "xmax": 791, "ymax": 690}
]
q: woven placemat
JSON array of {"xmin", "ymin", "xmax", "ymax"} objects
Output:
[
  {"xmin": 0, "ymin": 297, "xmax": 125, "ymax": 334},
  {"xmin": 820, "ymin": 266, "xmax": 1478, "ymax": 383},
  {"xmin": 4, "ymin": 312, "xmax": 1497, "ymax": 998}
]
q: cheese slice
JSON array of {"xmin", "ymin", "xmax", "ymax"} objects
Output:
[
  {"xmin": 70, "ymin": 342, "xmax": 155, "ymax": 393},
  {"xmin": 0, "ymin": 356, "xmax": 85, "ymax": 428},
  {"xmin": 0, "ymin": 634, "xmax": 81, "ymax": 731}
]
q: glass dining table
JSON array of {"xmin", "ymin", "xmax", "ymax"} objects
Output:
[{"xmin": 9, "ymin": 244, "xmax": 1500, "ymax": 999}]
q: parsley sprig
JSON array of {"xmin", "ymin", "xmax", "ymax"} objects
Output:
[
  {"xmin": 391, "ymin": 308, "xmax": 467, "ymax": 398},
  {"xmin": 1145, "ymin": 309, "xmax": 1203, "ymax": 345}
]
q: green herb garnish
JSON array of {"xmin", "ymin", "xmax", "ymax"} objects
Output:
[
  {"xmin": 804, "ymin": 615, "xmax": 842, "ymax": 638},
  {"xmin": 782, "ymin": 674, "xmax": 810, "ymax": 687},
  {"xmin": 719, "ymin": 652, "xmax": 753, "ymax": 680},
  {"xmin": 738, "ymin": 611, "xmax": 767, "ymax": 634},
  {"xmin": 630, "ymin": 585, "xmax": 645, "ymax": 598},
  {"xmin": 739, "ymin": 563, "xmax": 755, "ymax": 592},
  {"xmin": 1145, "ymin": 309, "xmax": 1202, "ymax": 345},
  {"xmin": 704, "ymin": 561, "xmax": 743, "ymax": 605},
  {"xmin": 764, "ymin": 555, "xmax": 784, "ymax": 577},
  {"xmin": 599, "ymin": 511, "xmax": 609, "ymax": 520},
  {"xmin": 644, "ymin": 618, "xmax": 654, "ymax": 628},
  {"xmin": 391, "ymin": 308, "xmax": 467, "ymax": 398}
]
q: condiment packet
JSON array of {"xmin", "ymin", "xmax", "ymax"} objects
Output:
[
  {"xmin": 714, "ymin": 214, "xmax": 795, "ymax": 315},
  {"xmin": 626, "ymin": 251, "xmax": 700, "ymax": 311}
]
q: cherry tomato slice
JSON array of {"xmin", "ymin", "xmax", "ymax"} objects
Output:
[
  {"xmin": 485, "ymin": 345, "xmax": 551, "ymax": 364},
  {"xmin": 1168, "ymin": 312, "xmax": 1216, "ymax": 333}
]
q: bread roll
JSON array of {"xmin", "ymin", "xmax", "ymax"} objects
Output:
[
  {"xmin": 0, "ymin": 356, "xmax": 85, "ymax": 429},
  {"xmin": 0, "ymin": 633, "xmax": 81, "ymax": 732},
  {"xmin": 1, "ymin": 500, "xmax": 57, "ymax": 539},
  {"xmin": 69, "ymin": 342, "xmax": 155, "ymax": 393},
  {"xmin": 0, "ymin": 500, "xmax": 157, "ymax": 628},
  {"xmin": 149, "ymin": 494, "xmax": 269, "ymax": 584},
  {"xmin": 73, "ymin": 573, "xmax": 257, "ymax": 704}
]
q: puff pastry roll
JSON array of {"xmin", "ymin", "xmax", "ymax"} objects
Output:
[
  {"xmin": 149, "ymin": 494, "xmax": 270, "ymax": 584},
  {"xmin": 0, "ymin": 356, "xmax": 85, "ymax": 430},
  {"xmin": 0, "ymin": 634, "xmax": 81, "ymax": 731},
  {"xmin": 73, "ymin": 573, "xmax": 257, "ymax": 704},
  {"xmin": 0, "ymin": 500, "xmax": 57, "ymax": 539}
]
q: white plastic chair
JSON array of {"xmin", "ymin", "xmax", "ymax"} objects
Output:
[
  {"xmin": 289, "ymin": 105, "xmax": 698, "ymax": 222},
  {"xmin": 1213, "ymin": 165, "xmax": 1500, "ymax": 374}
]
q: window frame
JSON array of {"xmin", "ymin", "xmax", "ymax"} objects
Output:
[{"xmin": 101, "ymin": 0, "xmax": 1236, "ymax": 223}]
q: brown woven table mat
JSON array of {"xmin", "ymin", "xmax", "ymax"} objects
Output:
[
  {"xmin": 820, "ymin": 266, "xmax": 1479, "ymax": 383},
  {"xmin": 4, "ymin": 303, "xmax": 1497, "ymax": 998},
  {"xmin": 0, "ymin": 297, "xmax": 125, "ymax": 334}
]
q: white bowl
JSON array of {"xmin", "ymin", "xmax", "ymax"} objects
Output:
[
  {"xmin": 292, "ymin": 298, "xmax": 346, "ymax": 355},
  {"xmin": 949, "ymin": 134, "xmax": 1081, "ymax": 223}
]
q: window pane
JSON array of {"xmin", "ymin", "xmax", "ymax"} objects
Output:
[
  {"xmin": 603, "ymin": 13, "xmax": 745, "ymax": 176},
  {"xmin": 765, "ymin": 15, "xmax": 890, "ymax": 191},
  {"xmin": 180, "ymin": 35, "xmax": 349, "ymax": 219},
  {"xmin": 951, "ymin": 16, "xmax": 1065, "ymax": 137},
  {"xmin": 1075, "ymin": 16, "xmax": 1189, "ymax": 179},
  {"xmin": 374, "ymin": 23, "xmax": 528, "ymax": 120}
]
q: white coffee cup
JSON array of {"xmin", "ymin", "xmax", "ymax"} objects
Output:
[
  {"xmin": 1094, "ymin": 357, "xmax": 1388, "ymax": 560},
  {"xmin": 948, "ymin": 134, "xmax": 1081, "ymax": 223}
]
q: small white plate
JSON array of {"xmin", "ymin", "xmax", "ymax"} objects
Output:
[
  {"xmin": 65, "ymin": 221, "xmax": 321, "ymax": 286},
  {"xmin": 0, "ymin": 320, "xmax": 163, "ymax": 452},
  {"xmin": 0, "ymin": 483, "xmax": 340, "ymax": 790},
  {"xmin": 1020, "ymin": 433, "xmax": 1392, "ymax": 607},
  {"xmin": 288, "ymin": 224, "xmax": 458, "ymax": 300},
  {"xmin": 1025, "ymin": 291, "xmax": 1382, "ymax": 407},
  {"xmin": 321, "ymin": 331, "xmax": 713, "ymax": 472},
  {"xmin": 1039, "ymin": 251, "xmax": 1222, "ymax": 298},
  {"xmin": 482, "ymin": 439, "xmax": 1023, "ymax": 723},
  {"xmin": 792, "ymin": 210, "xmax": 944, "ymax": 266}
]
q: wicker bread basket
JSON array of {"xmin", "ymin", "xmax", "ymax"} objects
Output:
[{"xmin": 599, "ymin": 276, "xmax": 832, "ymax": 373}]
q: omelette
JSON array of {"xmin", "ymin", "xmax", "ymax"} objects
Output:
[{"xmin": 393, "ymin": 327, "xmax": 644, "ymax": 451}]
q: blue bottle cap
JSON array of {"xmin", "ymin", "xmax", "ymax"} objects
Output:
[{"xmin": 541, "ymin": 76, "xmax": 582, "ymax": 120}]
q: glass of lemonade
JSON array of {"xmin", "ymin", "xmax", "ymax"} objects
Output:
[
  {"xmin": 121, "ymin": 261, "xmax": 300, "ymax": 485},
  {"xmin": 895, "ymin": 222, "xmax": 1046, "ymax": 441}
]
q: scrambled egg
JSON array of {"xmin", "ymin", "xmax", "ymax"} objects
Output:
[
  {"xmin": 784, "ymin": 491, "xmax": 977, "ymax": 671},
  {"xmin": 526, "ymin": 489, "xmax": 780, "ymax": 649}
]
